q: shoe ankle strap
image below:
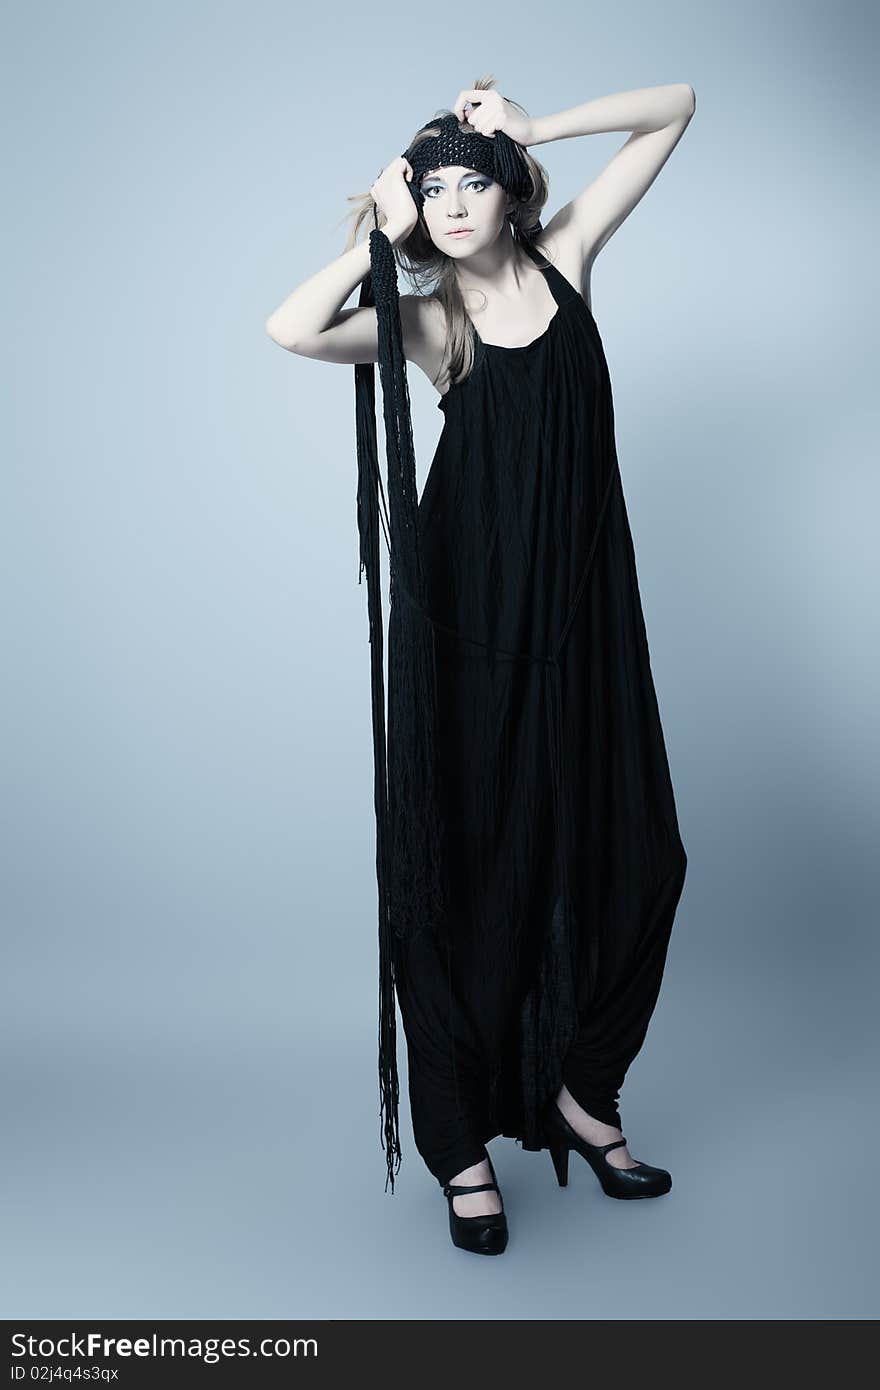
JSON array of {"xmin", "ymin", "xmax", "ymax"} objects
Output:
[
  {"xmin": 548, "ymin": 1101, "xmax": 629, "ymax": 1155},
  {"xmin": 443, "ymin": 1180, "xmax": 498, "ymax": 1197}
]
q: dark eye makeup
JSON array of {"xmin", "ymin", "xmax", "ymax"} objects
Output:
[{"xmin": 421, "ymin": 176, "xmax": 491, "ymax": 198}]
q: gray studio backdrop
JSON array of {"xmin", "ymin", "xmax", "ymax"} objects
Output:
[{"xmin": 2, "ymin": 0, "xmax": 877, "ymax": 1319}]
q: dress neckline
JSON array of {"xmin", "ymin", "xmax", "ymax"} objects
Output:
[
  {"xmin": 436, "ymin": 249, "xmax": 578, "ymax": 408},
  {"xmin": 464, "ymin": 258, "xmax": 564, "ymax": 354},
  {"xmin": 436, "ymin": 299, "xmax": 566, "ymax": 410},
  {"xmin": 477, "ymin": 300, "xmax": 561, "ymax": 354}
]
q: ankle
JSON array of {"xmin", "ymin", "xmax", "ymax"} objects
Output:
[
  {"xmin": 446, "ymin": 1157, "xmax": 503, "ymax": 1217},
  {"xmin": 555, "ymin": 1085, "xmax": 621, "ymax": 1144},
  {"xmin": 554, "ymin": 1086, "xmax": 640, "ymax": 1170}
]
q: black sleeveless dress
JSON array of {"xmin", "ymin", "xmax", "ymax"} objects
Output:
[{"xmin": 390, "ymin": 242, "xmax": 688, "ymax": 1189}]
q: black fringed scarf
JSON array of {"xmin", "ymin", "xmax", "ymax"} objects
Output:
[{"xmin": 354, "ymin": 113, "xmax": 540, "ymax": 1193}]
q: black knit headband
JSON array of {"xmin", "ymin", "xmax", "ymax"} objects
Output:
[
  {"xmin": 403, "ymin": 111, "xmax": 535, "ymax": 208},
  {"xmin": 354, "ymin": 112, "xmax": 539, "ymax": 1194}
]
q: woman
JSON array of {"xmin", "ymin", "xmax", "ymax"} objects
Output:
[{"xmin": 266, "ymin": 76, "xmax": 695, "ymax": 1256}]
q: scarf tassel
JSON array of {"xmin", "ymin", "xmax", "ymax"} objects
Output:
[{"xmin": 355, "ymin": 227, "xmax": 449, "ymax": 1193}]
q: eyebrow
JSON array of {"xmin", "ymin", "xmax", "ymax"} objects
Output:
[{"xmin": 420, "ymin": 170, "xmax": 483, "ymax": 183}]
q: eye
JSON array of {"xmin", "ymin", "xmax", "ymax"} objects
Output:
[{"xmin": 423, "ymin": 179, "xmax": 489, "ymax": 198}]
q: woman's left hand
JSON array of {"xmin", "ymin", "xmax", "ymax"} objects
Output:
[{"xmin": 453, "ymin": 89, "xmax": 534, "ymax": 147}]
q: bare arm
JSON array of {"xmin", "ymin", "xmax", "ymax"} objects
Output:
[
  {"xmin": 264, "ymin": 216, "xmax": 440, "ymax": 377},
  {"xmin": 265, "ymin": 230, "xmax": 383, "ymax": 351},
  {"xmin": 525, "ymin": 84, "xmax": 696, "ymax": 274}
]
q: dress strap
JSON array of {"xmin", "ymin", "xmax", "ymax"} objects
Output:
[{"xmin": 521, "ymin": 238, "xmax": 579, "ymax": 309}]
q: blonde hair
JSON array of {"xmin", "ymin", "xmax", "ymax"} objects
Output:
[{"xmin": 343, "ymin": 75, "xmax": 551, "ymax": 390}]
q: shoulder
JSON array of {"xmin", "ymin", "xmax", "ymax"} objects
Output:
[
  {"xmin": 531, "ymin": 231, "xmax": 593, "ymax": 314},
  {"xmin": 400, "ymin": 293, "xmax": 448, "ymax": 392}
]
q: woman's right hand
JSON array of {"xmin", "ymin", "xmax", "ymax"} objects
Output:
[{"xmin": 370, "ymin": 156, "xmax": 419, "ymax": 240}]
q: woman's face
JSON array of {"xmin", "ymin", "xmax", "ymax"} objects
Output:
[{"xmin": 418, "ymin": 165, "xmax": 512, "ymax": 256}]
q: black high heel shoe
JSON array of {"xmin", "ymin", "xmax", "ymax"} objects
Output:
[
  {"xmin": 441, "ymin": 1151, "xmax": 508, "ymax": 1255},
  {"xmin": 541, "ymin": 1097, "xmax": 672, "ymax": 1200}
]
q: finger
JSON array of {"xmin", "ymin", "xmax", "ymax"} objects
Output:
[{"xmin": 458, "ymin": 93, "xmax": 482, "ymax": 122}]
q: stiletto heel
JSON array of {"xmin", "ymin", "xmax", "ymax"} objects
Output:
[
  {"xmin": 441, "ymin": 1150, "xmax": 508, "ymax": 1255},
  {"xmin": 541, "ymin": 1098, "xmax": 672, "ymax": 1200},
  {"xmin": 548, "ymin": 1140, "xmax": 570, "ymax": 1187}
]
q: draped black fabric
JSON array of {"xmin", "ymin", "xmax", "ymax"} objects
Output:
[{"xmin": 389, "ymin": 243, "xmax": 688, "ymax": 1188}]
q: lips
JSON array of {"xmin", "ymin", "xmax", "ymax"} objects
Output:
[{"xmin": 447, "ymin": 229, "xmax": 473, "ymax": 236}]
